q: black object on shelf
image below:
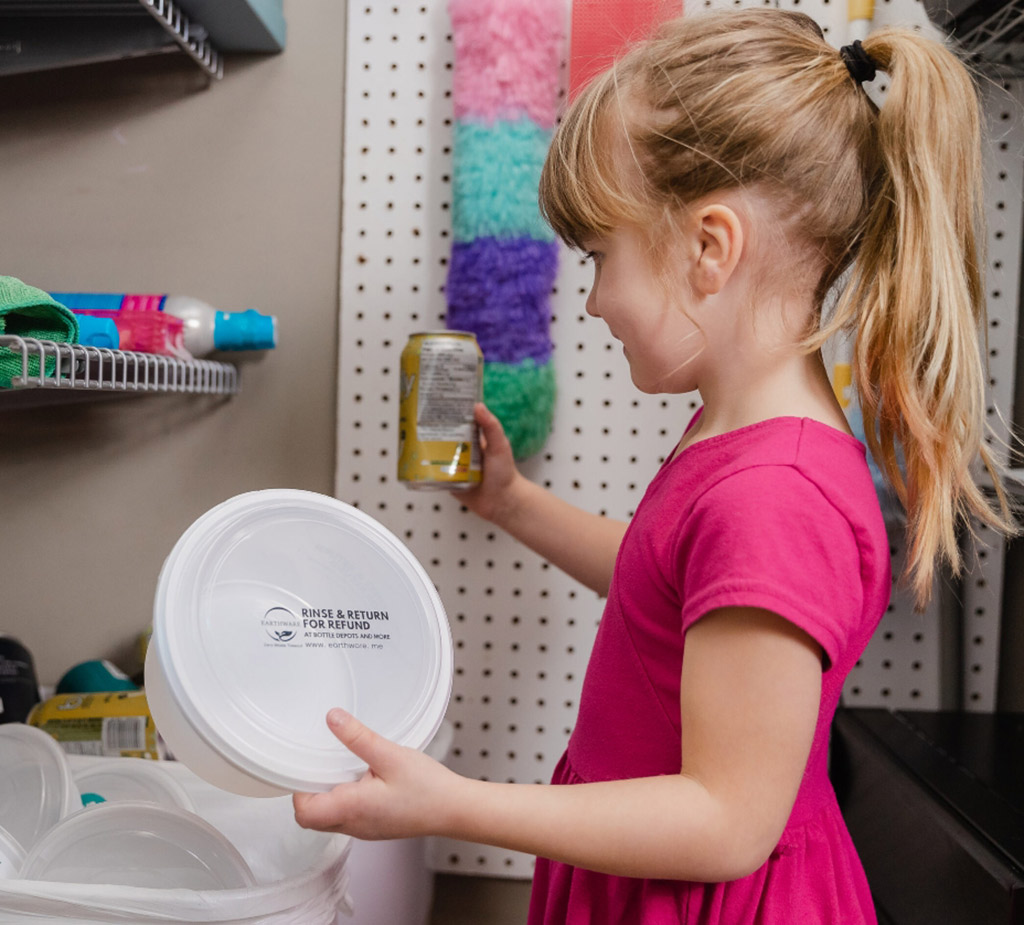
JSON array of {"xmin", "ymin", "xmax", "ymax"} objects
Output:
[
  {"xmin": 0, "ymin": 0, "xmax": 222, "ymax": 78},
  {"xmin": 0, "ymin": 0, "xmax": 284, "ymax": 79},
  {"xmin": 0, "ymin": 635, "xmax": 40, "ymax": 725},
  {"xmin": 832, "ymin": 708, "xmax": 1024, "ymax": 925}
]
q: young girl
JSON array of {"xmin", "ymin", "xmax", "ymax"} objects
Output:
[{"xmin": 295, "ymin": 9, "xmax": 1015, "ymax": 922}]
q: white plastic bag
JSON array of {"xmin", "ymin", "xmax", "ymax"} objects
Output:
[{"xmin": 0, "ymin": 757, "xmax": 353, "ymax": 924}]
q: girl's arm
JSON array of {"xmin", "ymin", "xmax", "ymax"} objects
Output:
[
  {"xmin": 459, "ymin": 404, "xmax": 627, "ymax": 597},
  {"xmin": 294, "ymin": 607, "xmax": 822, "ymax": 882}
]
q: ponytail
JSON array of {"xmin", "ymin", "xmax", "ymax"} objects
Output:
[
  {"xmin": 537, "ymin": 9, "xmax": 1016, "ymax": 608},
  {"xmin": 831, "ymin": 28, "xmax": 1016, "ymax": 607}
]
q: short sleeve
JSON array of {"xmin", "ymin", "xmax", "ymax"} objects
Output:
[{"xmin": 676, "ymin": 465, "xmax": 864, "ymax": 667}]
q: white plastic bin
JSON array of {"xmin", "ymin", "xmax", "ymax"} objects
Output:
[
  {"xmin": 344, "ymin": 719, "xmax": 455, "ymax": 925},
  {"xmin": 0, "ymin": 756, "xmax": 352, "ymax": 924}
]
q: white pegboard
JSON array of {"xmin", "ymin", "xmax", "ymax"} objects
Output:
[{"xmin": 337, "ymin": 0, "xmax": 1023, "ymax": 877}]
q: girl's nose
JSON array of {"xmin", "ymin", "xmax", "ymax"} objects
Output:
[{"xmin": 585, "ymin": 287, "xmax": 600, "ymax": 318}]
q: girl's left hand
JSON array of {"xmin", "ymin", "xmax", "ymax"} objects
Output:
[{"xmin": 292, "ymin": 708, "xmax": 460, "ymax": 841}]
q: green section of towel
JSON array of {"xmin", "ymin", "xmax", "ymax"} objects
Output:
[{"xmin": 0, "ymin": 276, "xmax": 79, "ymax": 388}]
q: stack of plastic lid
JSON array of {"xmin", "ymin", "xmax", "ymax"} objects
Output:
[
  {"xmin": 73, "ymin": 760, "xmax": 195, "ymax": 811},
  {"xmin": 19, "ymin": 802, "xmax": 256, "ymax": 889},
  {"xmin": 0, "ymin": 724, "xmax": 255, "ymax": 887},
  {"xmin": 0, "ymin": 724, "xmax": 79, "ymax": 873},
  {"xmin": 0, "ymin": 825, "xmax": 24, "ymax": 882},
  {"xmin": 146, "ymin": 489, "xmax": 454, "ymax": 796}
]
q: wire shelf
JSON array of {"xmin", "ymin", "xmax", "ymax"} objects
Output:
[{"xmin": 0, "ymin": 335, "xmax": 238, "ymax": 396}]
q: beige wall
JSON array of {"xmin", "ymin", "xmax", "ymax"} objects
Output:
[{"xmin": 0, "ymin": 1, "xmax": 345, "ymax": 685}]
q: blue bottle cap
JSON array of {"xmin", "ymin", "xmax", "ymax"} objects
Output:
[
  {"xmin": 213, "ymin": 309, "xmax": 277, "ymax": 351},
  {"xmin": 72, "ymin": 314, "xmax": 120, "ymax": 350}
]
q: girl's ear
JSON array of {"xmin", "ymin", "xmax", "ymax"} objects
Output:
[{"xmin": 692, "ymin": 204, "xmax": 744, "ymax": 296}]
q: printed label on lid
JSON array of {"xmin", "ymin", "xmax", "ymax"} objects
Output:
[{"xmin": 260, "ymin": 606, "xmax": 394, "ymax": 652}]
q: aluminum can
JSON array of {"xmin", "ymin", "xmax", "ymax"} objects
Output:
[{"xmin": 398, "ymin": 331, "xmax": 483, "ymax": 490}]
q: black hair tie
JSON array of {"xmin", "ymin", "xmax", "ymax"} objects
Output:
[{"xmin": 839, "ymin": 40, "xmax": 877, "ymax": 84}]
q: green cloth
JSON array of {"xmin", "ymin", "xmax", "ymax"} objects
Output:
[{"xmin": 0, "ymin": 276, "xmax": 79, "ymax": 388}]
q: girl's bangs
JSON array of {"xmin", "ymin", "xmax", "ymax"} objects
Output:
[{"xmin": 539, "ymin": 71, "xmax": 642, "ymax": 251}]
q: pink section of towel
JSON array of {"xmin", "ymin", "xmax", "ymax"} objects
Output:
[{"xmin": 449, "ymin": 0, "xmax": 565, "ymax": 129}]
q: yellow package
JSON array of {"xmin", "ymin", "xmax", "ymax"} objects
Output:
[{"xmin": 27, "ymin": 691, "xmax": 164, "ymax": 759}]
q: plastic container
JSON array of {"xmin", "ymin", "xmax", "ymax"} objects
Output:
[
  {"xmin": 0, "ymin": 724, "xmax": 79, "ymax": 851},
  {"xmin": 71, "ymin": 314, "xmax": 119, "ymax": 349},
  {"xmin": 19, "ymin": 801, "xmax": 257, "ymax": 889},
  {"xmin": 146, "ymin": 489, "xmax": 453, "ymax": 797},
  {"xmin": 0, "ymin": 824, "xmax": 25, "ymax": 881},
  {"xmin": 51, "ymin": 292, "xmax": 277, "ymax": 357},
  {"xmin": 164, "ymin": 295, "xmax": 277, "ymax": 355},
  {"xmin": 69, "ymin": 308, "xmax": 188, "ymax": 359},
  {"xmin": 345, "ymin": 719, "xmax": 454, "ymax": 925},
  {"xmin": 73, "ymin": 759, "xmax": 195, "ymax": 811}
]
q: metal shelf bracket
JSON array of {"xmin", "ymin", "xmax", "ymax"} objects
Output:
[{"xmin": 137, "ymin": 0, "xmax": 222, "ymax": 79}]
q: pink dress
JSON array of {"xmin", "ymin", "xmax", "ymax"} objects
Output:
[{"xmin": 528, "ymin": 417, "xmax": 891, "ymax": 924}]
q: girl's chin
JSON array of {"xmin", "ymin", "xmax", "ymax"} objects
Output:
[
  {"xmin": 629, "ymin": 370, "xmax": 696, "ymax": 395},
  {"xmin": 629, "ymin": 373, "xmax": 660, "ymax": 395}
]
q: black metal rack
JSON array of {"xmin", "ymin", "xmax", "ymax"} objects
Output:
[
  {"xmin": 922, "ymin": 0, "xmax": 1024, "ymax": 69},
  {"xmin": 0, "ymin": 0, "xmax": 285, "ymax": 79}
]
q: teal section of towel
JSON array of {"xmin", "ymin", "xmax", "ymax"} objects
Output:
[
  {"xmin": 483, "ymin": 357, "xmax": 556, "ymax": 461},
  {"xmin": 452, "ymin": 118, "xmax": 555, "ymax": 244},
  {"xmin": 0, "ymin": 276, "xmax": 79, "ymax": 388}
]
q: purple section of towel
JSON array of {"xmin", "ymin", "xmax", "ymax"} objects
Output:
[{"xmin": 446, "ymin": 237, "xmax": 557, "ymax": 365}]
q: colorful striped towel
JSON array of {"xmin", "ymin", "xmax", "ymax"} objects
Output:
[{"xmin": 446, "ymin": 0, "xmax": 564, "ymax": 460}]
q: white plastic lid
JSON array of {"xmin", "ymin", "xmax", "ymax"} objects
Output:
[
  {"xmin": 152, "ymin": 489, "xmax": 453, "ymax": 792},
  {"xmin": 74, "ymin": 760, "xmax": 195, "ymax": 812},
  {"xmin": 19, "ymin": 801, "xmax": 256, "ymax": 889},
  {"xmin": 0, "ymin": 822, "xmax": 25, "ymax": 880},
  {"xmin": 0, "ymin": 724, "xmax": 79, "ymax": 851}
]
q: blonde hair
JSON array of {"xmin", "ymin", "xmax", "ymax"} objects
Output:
[{"xmin": 539, "ymin": 8, "xmax": 1016, "ymax": 607}]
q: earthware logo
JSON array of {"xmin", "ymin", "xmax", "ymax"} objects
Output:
[{"xmin": 261, "ymin": 607, "xmax": 301, "ymax": 643}]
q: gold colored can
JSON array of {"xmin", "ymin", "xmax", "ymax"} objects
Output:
[{"xmin": 398, "ymin": 331, "xmax": 483, "ymax": 490}]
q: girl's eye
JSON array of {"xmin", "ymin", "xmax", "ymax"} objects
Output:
[{"xmin": 584, "ymin": 251, "xmax": 602, "ymax": 265}]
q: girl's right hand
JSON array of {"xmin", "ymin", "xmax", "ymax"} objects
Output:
[{"xmin": 455, "ymin": 403, "xmax": 522, "ymax": 524}]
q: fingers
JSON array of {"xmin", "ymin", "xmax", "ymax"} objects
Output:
[
  {"xmin": 294, "ymin": 710, "xmax": 459, "ymax": 840},
  {"xmin": 474, "ymin": 402, "xmax": 498, "ymax": 432},
  {"xmin": 474, "ymin": 403, "xmax": 511, "ymax": 457},
  {"xmin": 325, "ymin": 708, "xmax": 388, "ymax": 770},
  {"xmin": 293, "ymin": 790, "xmax": 342, "ymax": 832},
  {"xmin": 293, "ymin": 709, "xmax": 384, "ymax": 834}
]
